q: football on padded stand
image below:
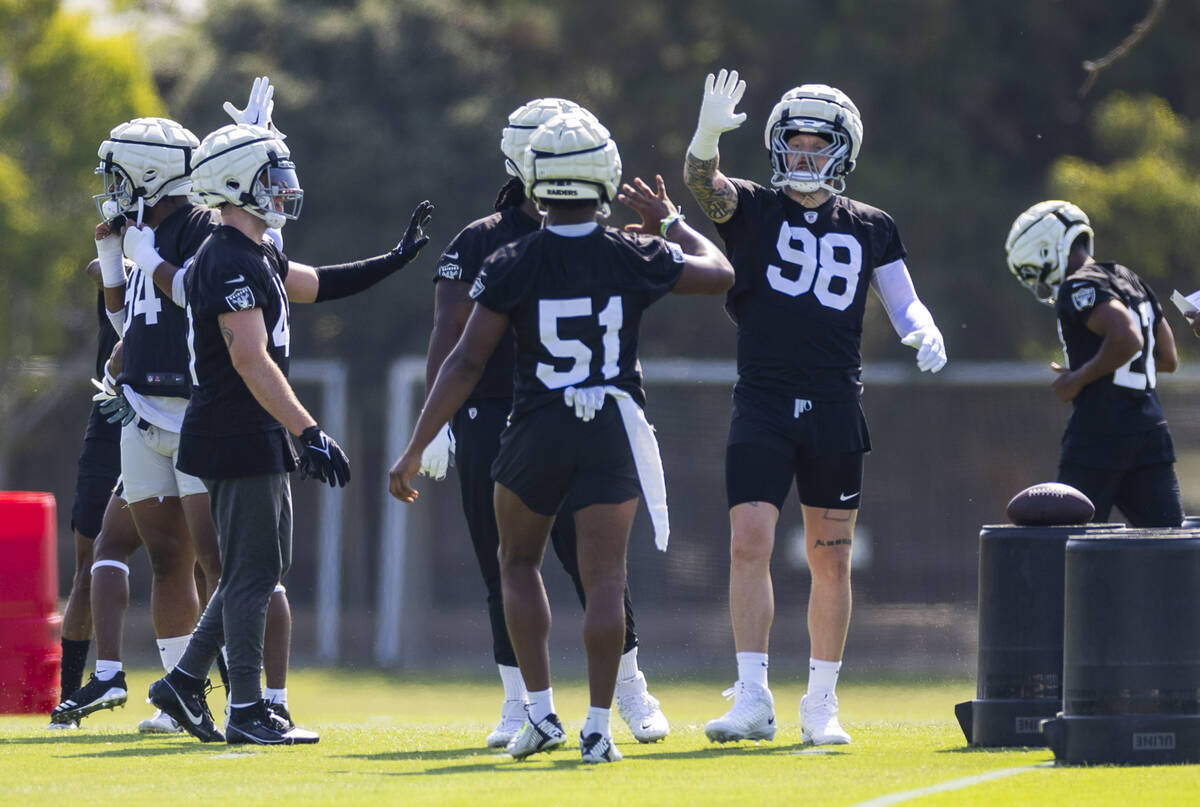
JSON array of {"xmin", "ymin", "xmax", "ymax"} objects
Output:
[{"xmin": 1005, "ymin": 482, "xmax": 1095, "ymax": 526}]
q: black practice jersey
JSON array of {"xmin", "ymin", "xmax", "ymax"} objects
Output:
[
  {"xmin": 178, "ymin": 226, "xmax": 297, "ymax": 479},
  {"xmin": 432, "ymin": 206, "xmax": 538, "ymax": 401},
  {"xmin": 470, "ymin": 225, "xmax": 685, "ymax": 420},
  {"xmin": 716, "ymin": 179, "xmax": 906, "ymax": 401},
  {"xmin": 118, "ymin": 204, "xmax": 218, "ymax": 398},
  {"xmin": 1056, "ymin": 261, "xmax": 1169, "ymax": 440}
]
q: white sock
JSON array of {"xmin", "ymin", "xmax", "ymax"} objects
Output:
[
  {"xmin": 95, "ymin": 659, "xmax": 122, "ymax": 681},
  {"xmin": 808, "ymin": 657, "xmax": 842, "ymax": 697},
  {"xmin": 582, "ymin": 706, "xmax": 610, "ymax": 738},
  {"xmin": 526, "ymin": 688, "xmax": 555, "ymax": 723},
  {"xmin": 736, "ymin": 651, "xmax": 769, "ymax": 689},
  {"xmin": 264, "ymin": 687, "xmax": 287, "ymax": 706},
  {"xmin": 156, "ymin": 634, "xmax": 191, "ymax": 673},
  {"xmin": 498, "ymin": 665, "xmax": 527, "ymax": 702},
  {"xmin": 616, "ymin": 647, "xmax": 640, "ymax": 683}
]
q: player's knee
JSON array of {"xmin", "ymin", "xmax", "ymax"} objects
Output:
[
  {"xmin": 809, "ymin": 548, "xmax": 852, "ymax": 584},
  {"xmin": 730, "ymin": 527, "xmax": 773, "ymax": 567}
]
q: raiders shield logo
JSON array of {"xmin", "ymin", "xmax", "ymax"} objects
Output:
[
  {"xmin": 468, "ymin": 407, "xmax": 478, "ymax": 420},
  {"xmin": 469, "ymin": 274, "xmax": 486, "ymax": 299},
  {"xmin": 225, "ymin": 286, "xmax": 256, "ymax": 311},
  {"xmin": 1071, "ymin": 286, "xmax": 1096, "ymax": 311},
  {"xmin": 804, "ymin": 211, "xmax": 819, "ymax": 224}
]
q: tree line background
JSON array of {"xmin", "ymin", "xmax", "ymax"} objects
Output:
[{"xmin": 3, "ymin": 0, "xmax": 1199, "ymax": 490}]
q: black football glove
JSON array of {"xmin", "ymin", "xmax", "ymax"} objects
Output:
[
  {"xmin": 298, "ymin": 425, "xmax": 351, "ymax": 487},
  {"xmin": 390, "ymin": 200, "xmax": 434, "ymax": 265},
  {"xmin": 99, "ymin": 392, "xmax": 137, "ymax": 426}
]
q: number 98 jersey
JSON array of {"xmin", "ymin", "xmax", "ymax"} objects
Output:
[
  {"xmin": 470, "ymin": 226, "xmax": 685, "ymax": 421},
  {"xmin": 717, "ymin": 178, "xmax": 906, "ymax": 401}
]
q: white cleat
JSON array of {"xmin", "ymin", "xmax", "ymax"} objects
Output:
[
  {"xmin": 800, "ymin": 692, "xmax": 851, "ymax": 745},
  {"xmin": 486, "ymin": 699, "xmax": 528, "ymax": 749},
  {"xmin": 615, "ymin": 672, "xmax": 670, "ymax": 743},
  {"xmin": 580, "ymin": 731, "xmax": 623, "ymax": 763},
  {"xmin": 506, "ymin": 713, "xmax": 566, "ymax": 760},
  {"xmin": 46, "ymin": 718, "xmax": 80, "ymax": 730},
  {"xmin": 704, "ymin": 681, "xmax": 776, "ymax": 743},
  {"xmin": 138, "ymin": 708, "xmax": 184, "ymax": 734}
]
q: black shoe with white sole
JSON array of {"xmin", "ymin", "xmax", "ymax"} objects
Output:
[
  {"xmin": 51, "ymin": 672, "xmax": 128, "ymax": 724},
  {"xmin": 147, "ymin": 673, "xmax": 224, "ymax": 743},
  {"xmin": 226, "ymin": 701, "xmax": 318, "ymax": 745}
]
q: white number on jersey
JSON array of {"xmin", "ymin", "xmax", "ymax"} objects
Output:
[
  {"xmin": 535, "ymin": 296, "xmax": 623, "ymax": 389},
  {"xmin": 1112, "ymin": 300, "xmax": 1156, "ymax": 390},
  {"xmin": 766, "ymin": 222, "xmax": 863, "ymax": 311},
  {"xmin": 270, "ymin": 274, "xmax": 290, "ymax": 357},
  {"xmin": 123, "ymin": 266, "xmax": 163, "ymax": 329}
]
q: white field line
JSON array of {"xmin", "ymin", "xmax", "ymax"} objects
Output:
[{"xmin": 847, "ymin": 763, "xmax": 1052, "ymax": 807}]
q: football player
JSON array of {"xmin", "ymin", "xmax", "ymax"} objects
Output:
[
  {"xmin": 419, "ymin": 97, "xmax": 668, "ymax": 749},
  {"xmin": 1005, "ymin": 200, "xmax": 1182, "ymax": 526},
  {"xmin": 389, "ymin": 111, "xmax": 734, "ymax": 763},
  {"xmin": 683, "ymin": 70, "xmax": 948, "ymax": 746},
  {"xmin": 52, "ymin": 85, "xmax": 296, "ymax": 733},
  {"xmin": 148, "ymin": 122, "xmax": 432, "ymax": 745},
  {"xmin": 47, "ymin": 262, "xmax": 141, "ymax": 731}
]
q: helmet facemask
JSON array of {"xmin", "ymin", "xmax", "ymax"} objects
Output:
[
  {"xmin": 1005, "ymin": 201, "xmax": 1094, "ymax": 306},
  {"xmin": 93, "ymin": 159, "xmax": 137, "ymax": 223},
  {"xmin": 248, "ymin": 160, "xmax": 303, "ymax": 229},
  {"xmin": 769, "ymin": 120, "xmax": 852, "ymax": 194}
]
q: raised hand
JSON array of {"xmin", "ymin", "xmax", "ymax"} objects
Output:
[
  {"xmin": 392, "ymin": 200, "xmax": 435, "ymax": 264},
  {"xmin": 618, "ymin": 175, "xmax": 677, "ymax": 236},
  {"xmin": 690, "ymin": 68, "xmax": 748, "ymax": 159}
]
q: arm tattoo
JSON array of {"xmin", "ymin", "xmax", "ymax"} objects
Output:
[
  {"xmin": 221, "ymin": 325, "xmax": 234, "ymax": 348},
  {"xmin": 684, "ymin": 152, "xmax": 738, "ymax": 221}
]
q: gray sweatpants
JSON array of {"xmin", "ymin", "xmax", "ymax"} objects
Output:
[{"xmin": 177, "ymin": 472, "xmax": 292, "ymax": 706}]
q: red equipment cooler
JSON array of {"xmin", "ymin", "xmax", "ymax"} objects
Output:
[{"xmin": 0, "ymin": 491, "xmax": 61, "ymax": 713}]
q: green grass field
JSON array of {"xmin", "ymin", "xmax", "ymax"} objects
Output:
[{"xmin": 0, "ymin": 671, "xmax": 1194, "ymax": 806}]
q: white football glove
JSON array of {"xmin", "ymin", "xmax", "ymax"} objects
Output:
[
  {"xmin": 90, "ymin": 363, "xmax": 136, "ymax": 426},
  {"xmin": 419, "ymin": 423, "xmax": 455, "ymax": 481},
  {"xmin": 564, "ymin": 386, "xmax": 606, "ymax": 422},
  {"xmin": 689, "ymin": 68, "xmax": 748, "ymax": 160},
  {"xmin": 123, "ymin": 225, "xmax": 163, "ymax": 272},
  {"xmin": 902, "ymin": 325, "xmax": 948, "ymax": 373},
  {"xmin": 223, "ymin": 75, "xmax": 286, "ymax": 139}
]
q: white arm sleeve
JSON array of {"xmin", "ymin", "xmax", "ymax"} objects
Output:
[
  {"xmin": 170, "ymin": 267, "xmax": 187, "ymax": 308},
  {"xmin": 871, "ymin": 258, "xmax": 935, "ymax": 339},
  {"xmin": 106, "ymin": 308, "xmax": 126, "ymax": 335}
]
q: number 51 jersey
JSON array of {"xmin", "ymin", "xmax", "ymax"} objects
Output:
[
  {"xmin": 717, "ymin": 178, "xmax": 906, "ymax": 402},
  {"xmin": 470, "ymin": 225, "xmax": 685, "ymax": 421}
]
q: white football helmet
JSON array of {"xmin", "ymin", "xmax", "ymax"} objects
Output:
[
  {"xmin": 522, "ymin": 112, "xmax": 621, "ymax": 217},
  {"xmin": 189, "ymin": 123, "xmax": 302, "ymax": 229},
  {"xmin": 501, "ymin": 98, "xmax": 601, "ymax": 180},
  {"xmin": 764, "ymin": 84, "xmax": 862, "ymax": 195},
  {"xmin": 1005, "ymin": 200, "xmax": 1094, "ymax": 305},
  {"xmin": 94, "ymin": 117, "xmax": 199, "ymax": 221}
]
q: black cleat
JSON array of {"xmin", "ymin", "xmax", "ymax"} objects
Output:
[
  {"xmin": 51, "ymin": 672, "xmax": 127, "ymax": 724},
  {"xmin": 147, "ymin": 674, "xmax": 224, "ymax": 743},
  {"xmin": 226, "ymin": 700, "xmax": 318, "ymax": 745}
]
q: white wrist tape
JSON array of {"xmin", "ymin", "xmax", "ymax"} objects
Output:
[
  {"xmin": 96, "ymin": 236, "xmax": 126, "ymax": 288},
  {"xmin": 106, "ymin": 308, "xmax": 126, "ymax": 335},
  {"xmin": 872, "ymin": 259, "xmax": 934, "ymax": 338}
]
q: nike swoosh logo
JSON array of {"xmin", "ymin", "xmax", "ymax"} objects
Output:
[
  {"xmin": 225, "ymin": 275, "xmax": 246, "ymax": 284},
  {"xmin": 444, "ymin": 251, "xmax": 459, "ymax": 259},
  {"xmin": 170, "ymin": 686, "xmax": 204, "ymax": 726},
  {"xmin": 839, "ymin": 491, "xmax": 860, "ymax": 501}
]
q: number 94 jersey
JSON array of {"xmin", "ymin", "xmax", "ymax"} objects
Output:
[
  {"xmin": 470, "ymin": 226, "xmax": 685, "ymax": 421},
  {"xmin": 717, "ymin": 178, "xmax": 906, "ymax": 401},
  {"xmin": 1056, "ymin": 261, "xmax": 1168, "ymax": 438}
]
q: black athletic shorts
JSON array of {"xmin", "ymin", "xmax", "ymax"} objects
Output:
[
  {"xmin": 1057, "ymin": 460, "xmax": 1183, "ymax": 527},
  {"xmin": 492, "ymin": 401, "xmax": 640, "ymax": 516},
  {"xmin": 70, "ymin": 401, "xmax": 122, "ymax": 540},
  {"xmin": 726, "ymin": 384, "xmax": 869, "ymax": 510}
]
